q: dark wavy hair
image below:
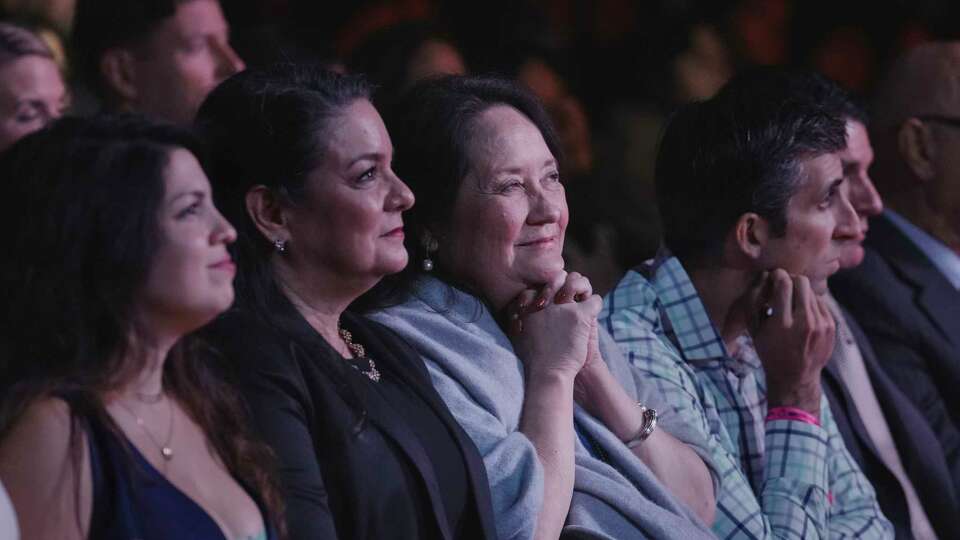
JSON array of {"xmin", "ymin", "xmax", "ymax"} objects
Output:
[
  {"xmin": 655, "ymin": 67, "xmax": 848, "ymax": 268},
  {"xmin": 0, "ymin": 114, "xmax": 285, "ymax": 536}
]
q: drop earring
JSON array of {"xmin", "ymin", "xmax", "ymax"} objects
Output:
[
  {"xmin": 274, "ymin": 238, "xmax": 287, "ymax": 253},
  {"xmin": 422, "ymin": 236, "xmax": 438, "ymax": 272}
]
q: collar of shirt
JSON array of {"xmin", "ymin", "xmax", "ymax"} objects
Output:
[
  {"xmin": 641, "ymin": 252, "xmax": 761, "ymax": 374},
  {"xmin": 885, "ymin": 209, "xmax": 960, "ymax": 290}
]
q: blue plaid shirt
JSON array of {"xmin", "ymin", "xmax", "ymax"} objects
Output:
[{"xmin": 600, "ymin": 255, "xmax": 892, "ymax": 539}]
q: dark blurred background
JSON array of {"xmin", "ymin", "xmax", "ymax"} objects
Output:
[{"xmin": 3, "ymin": 0, "xmax": 958, "ymax": 292}]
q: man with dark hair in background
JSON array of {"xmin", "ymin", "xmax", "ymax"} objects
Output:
[
  {"xmin": 72, "ymin": 0, "xmax": 244, "ymax": 124},
  {"xmin": 601, "ymin": 67, "xmax": 892, "ymax": 538}
]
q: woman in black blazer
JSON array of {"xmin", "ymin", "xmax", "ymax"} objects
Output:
[{"xmin": 195, "ymin": 64, "xmax": 496, "ymax": 540}]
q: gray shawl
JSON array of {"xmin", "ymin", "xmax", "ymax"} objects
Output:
[{"xmin": 371, "ymin": 276, "xmax": 717, "ymax": 540}]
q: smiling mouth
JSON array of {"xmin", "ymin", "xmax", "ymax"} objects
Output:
[
  {"xmin": 517, "ymin": 236, "xmax": 556, "ymax": 247},
  {"xmin": 382, "ymin": 227, "xmax": 404, "ymax": 238},
  {"xmin": 209, "ymin": 259, "xmax": 236, "ymax": 272}
]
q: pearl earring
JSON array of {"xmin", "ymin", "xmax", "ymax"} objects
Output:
[
  {"xmin": 274, "ymin": 238, "xmax": 287, "ymax": 253},
  {"xmin": 422, "ymin": 237, "xmax": 439, "ymax": 272}
]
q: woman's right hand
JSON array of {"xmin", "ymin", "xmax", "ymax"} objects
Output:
[{"xmin": 506, "ymin": 272, "xmax": 602, "ymax": 379}]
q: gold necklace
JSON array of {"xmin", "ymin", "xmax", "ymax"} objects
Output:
[
  {"xmin": 337, "ymin": 323, "xmax": 381, "ymax": 382},
  {"xmin": 115, "ymin": 395, "xmax": 175, "ymax": 461}
]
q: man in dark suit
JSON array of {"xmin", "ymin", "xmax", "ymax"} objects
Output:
[
  {"xmin": 800, "ymin": 71, "xmax": 960, "ymax": 538},
  {"xmin": 831, "ymin": 40, "xmax": 960, "ymax": 505}
]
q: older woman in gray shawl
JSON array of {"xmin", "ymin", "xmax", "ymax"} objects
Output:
[{"xmin": 369, "ymin": 75, "xmax": 717, "ymax": 540}]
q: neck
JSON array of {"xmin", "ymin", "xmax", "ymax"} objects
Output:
[
  {"xmin": 687, "ymin": 264, "xmax": 756, "ymax": 350},
  {"xmin": 118, "ymin": 334, "xmax": 176, "ymax": 400},
  {"xmin": 273, "ymin": 258, "xmax": 363, "ymax": 347}
]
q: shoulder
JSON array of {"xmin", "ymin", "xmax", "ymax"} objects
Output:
[
  {"xmin": 601, "ymin": 270, "xmax": 662, "ymax": 326},
  {"xmin": 0, "ymin": 396, "xmax": 85, "ymax": 481},
  {"xmin": 201, "ymin": 308, "xmax": 307, "ymax": 377},
  {"xmin": 1, "ymin": 396, "xmax": 76, "ymax": 454},
  {"xmin": 371, "ymin": 290, "xmax": 501, "ymax": 352},
  {"xmin": 0, "ymin": 396, "xmax": 92, "ymax": 540}
]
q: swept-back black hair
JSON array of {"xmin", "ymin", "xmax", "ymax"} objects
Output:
[
  {"xmin": 195, "ymin": 63, "xmax": 371, "ymax": 318},
  {"xmin": 655, "ymin": 67, "xmax": 848, "ymax": 268},
  {"xmin": 196, "ymin": 63, "xmax": 374, "ymax": 427},
  {"xmin": 0, "ymin": 114, "xmax": 285, "ymax": 535},
  {"xmin": 348, "ymin": 20, "xmax": 463, "ymax": 104}
]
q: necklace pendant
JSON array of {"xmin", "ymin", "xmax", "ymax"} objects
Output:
[
  {"xmin": 366, "ymin": 364, "xmax": 381, "ymax": 382},
  {"xmin": 161, "ymin": 447, "xmax": 174, "ymax": 460}
]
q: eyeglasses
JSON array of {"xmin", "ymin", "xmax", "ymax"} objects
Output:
[{"xmin": 917, "ymin": 115, "xmax": 960, "ymax": 129}]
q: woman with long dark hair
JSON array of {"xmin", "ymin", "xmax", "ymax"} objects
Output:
[
  {"xmin": 195, "ymin": 64, "xmax": 496, "ymax": 540},
  {"xmin": 0, "ymin": 115, "xmax": 282, "ymax": 540}
]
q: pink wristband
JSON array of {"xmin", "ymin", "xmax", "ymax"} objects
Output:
[{"xmin": 765, "ymin": 406, "xmax": 820, "ymax": 426}]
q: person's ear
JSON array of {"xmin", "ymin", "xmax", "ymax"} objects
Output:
[
  {"xmin": 899, "ymin": 118, "xmax": 937, "ymax": 182},
  {"xmin": 246, "ymin": 186, "xmax": 290, "ymax": 251},
  {"xmin": 99, "ymin": 48, "xmax": 140, "ymax": 105},
  {"xmin": 733, "ymin": 212, "xmax": 768, "ymax": 261}
]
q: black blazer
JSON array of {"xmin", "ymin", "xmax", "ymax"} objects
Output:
[
  {"xmin": 822, "ymin": 306, "xmax": 960, "ymax": 539},
  {"xmin": 831, "ymin": 213, "xmax": 960, "ymax": 489},
  {"xmin": 203, "ymin": 306, "xmax": 497, "ymax": 540}
]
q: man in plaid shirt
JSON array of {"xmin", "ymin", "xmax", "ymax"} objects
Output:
[{"xmin": 601, "ymin": 68, "xmax": 892, "ymax": 538}]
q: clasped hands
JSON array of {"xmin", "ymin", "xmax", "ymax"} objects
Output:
[{"xmin": 502, "ymin": 271, "xmax": 632, "ymax": 424}]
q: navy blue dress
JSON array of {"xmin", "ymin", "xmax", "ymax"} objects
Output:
[{"xmin": 76, "ymin": 401, "xmax": 275, "ymax": 540}]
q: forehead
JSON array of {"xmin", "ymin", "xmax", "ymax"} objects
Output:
[
  {"xmin": 0, "ymin": 55, "xmax": 63, "ymax": 99},
  {"xmin": 839, "ymin": 120, "xmax": 873, "ymax": 164},
  {"xmin": 163, "ymin": 147, "xmax": 210, "ymax": 196},
  {"xmin": 321, "ymin": 99, "xmax": 390, "ymax": 164},
  {"xmin": 467, "ymin": 105, "xmax": 554, "ymax": 171},
  {"xmin": 792, "ymin": 152, "xmax": 842, "ymax": 198},
  {"xmin": 149, "ymin": 0, "xmax": 228, "ymax": 41}
]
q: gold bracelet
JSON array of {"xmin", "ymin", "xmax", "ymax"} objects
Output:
[{"xmin": 625, "ymin": 403, "xmax": 658, "ymax": 449}]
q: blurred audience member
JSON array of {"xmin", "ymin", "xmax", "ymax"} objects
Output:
[
  {"xmin": 0, "ymin": 21, "xmax": 66, "ymax": 151},
  {"xmin": 196, "ymin": 65, "xmax": 497, "ymax": 540},
  {"xmin": 372, "ymin": 75, "xmax": 717, "ymax": 539},
  {"xmin": 593, "ymin": 5, "xmax": 735, "ymax": 283},
  {"xmin": 71, "ymin": 0, "xmax": 244, "ymax": 124},
  {"xmin": 0, "ymin": 115, "xmax": 281, "ymax": 540},
  {"xmin": 0, "ymin": 0, "xmax": 74, "ymax": 34},
  {"xmin": 832, "ymin": 41, "xmax": 960, "ymax": 476},
  {"xmin": 348, "ymin": 21, "xmax": 465, "ymax": 109}
]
